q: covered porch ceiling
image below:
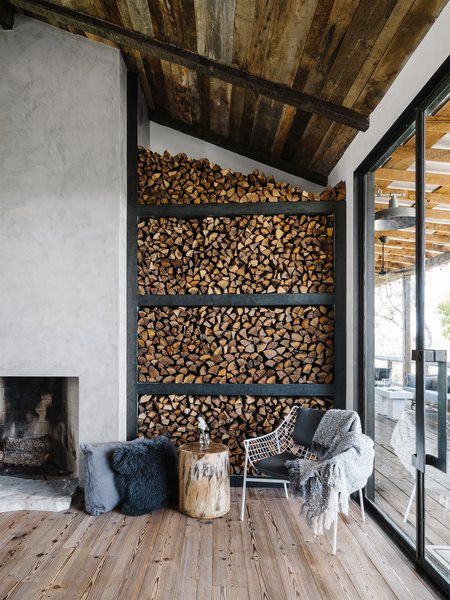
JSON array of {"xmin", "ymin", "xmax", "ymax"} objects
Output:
[
  {"xmin": 3, "ymin": 0, "xmax": 448, "ymax": 186},
  {"xmin": 374, "ymin": 95, "xmax": 450, "ymax": 284}
]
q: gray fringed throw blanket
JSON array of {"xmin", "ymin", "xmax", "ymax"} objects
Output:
[{"xmin": 286, "ymin": 410, "xmax": 374, "ymax": 535}]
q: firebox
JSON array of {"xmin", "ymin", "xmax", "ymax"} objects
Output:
[{"xmin": 0, "ymin": 377, "xmax": 78, "ymax": 476}]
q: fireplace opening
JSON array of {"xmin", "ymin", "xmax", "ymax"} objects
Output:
[{"xmin": 0, "ymin": 377, "xmax": 78, "ymax": 478}]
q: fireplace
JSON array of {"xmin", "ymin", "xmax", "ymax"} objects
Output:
[{"xmin": 0, "ymin": 377, "xmax": 78, "ymax": 477}]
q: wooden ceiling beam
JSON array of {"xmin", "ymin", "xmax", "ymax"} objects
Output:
[
  {"xmin": 375, "ymin": 248, "xmax": 436, "ymax": 261},
  {"xmin": 376, "ymin": 253, "xmax": 416, "ymax": 264},
  {"xmin": 374, "ymin": 187, "xmax": 450, "ymax": 206},
  {"xmin": 391, "ymin": 146, "xmax": 450, "ymax": 163},
  {"xmin": 376, "ymin": 230, "xmax": 450, "ymax": 244},
  {"xmin": 425, "ymin": 116, "xmax": 450, "ymax": 133},
  {"xmin": 378, "ymin": 250, "xmax": 450, "ymax": 274},
  {"xmin": 10, "ymin": 0, "xmax": 369, "ymax": 132},
  {"xmin": 149, "ymin": 111, "xmax": 328, "ymax": 186},
  {"xmin": 376, "ymin": 167, "xmax": 450, "ymax": 187},
  {"xmin": 375, "ymin": 259, "xmax": 411, "ymax": 270},
  {"xmin": 374, "ymin": 239, "xmax": 449, "ymax": 253},
  {"xmin": 0, "ymin": 0, "xmax": 14, "ymax": 29}
]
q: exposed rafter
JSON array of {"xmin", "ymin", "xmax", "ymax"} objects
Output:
[
  {"xmin": 9, "ymin": 0, "xmax": 369, "ymax": 132},
  {"xmin": 392, "ymin": 146, "xmax": 450, "ymax": 162},
  {"xmin": 376, "ymin": 167, "xmax": 450, "ymax": 187}
]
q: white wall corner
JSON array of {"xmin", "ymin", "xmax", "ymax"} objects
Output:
[{"xmin": 149, "ymin": 122, "xmax": 324, "ymax": 193}]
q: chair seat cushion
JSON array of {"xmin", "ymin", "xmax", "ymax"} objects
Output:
[{"xmin": 255, "ymin": 452, "xmax": 298, "ymax": 478}]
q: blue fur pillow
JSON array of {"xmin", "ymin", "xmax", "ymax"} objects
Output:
[{"xmin": 112, "ymin": 436, "xmax": 178, "ymax": 516}]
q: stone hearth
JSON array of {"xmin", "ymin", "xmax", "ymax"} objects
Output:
[{"xmin": 0, "ymin": 476, "xmax": 78, "ymax": 512}]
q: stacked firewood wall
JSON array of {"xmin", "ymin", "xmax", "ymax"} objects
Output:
[
  {"xmin": 137, "ymin": 306, "xmax": 334, "ymax": 385},
  {"xmin": 136, "ymin": 148, "xmax": 342, "ymax": 470},
  {"xmin": 137, "ymin": 214, "xmax": 334, "ymax": 295},
  {"xmin": 138, "ymin": 395, "xmax": 333, "ymax": 474},
  {"xmin": 138, "ymin": 148, "xmax": 345, "ymax": 205}
]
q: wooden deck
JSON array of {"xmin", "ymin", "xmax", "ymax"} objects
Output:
[
  {"xmin": 0, "ymin": 488, "xmax": 441, "ymax": 600},
  {"xmin": 374, "ymin": 408, "xmax": 449, "ymax": 576}
]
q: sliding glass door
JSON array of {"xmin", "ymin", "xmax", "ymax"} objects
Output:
[
  {"xmin": 423, "ymin": 93, "xmax": 450, "ymax": 582},
  {"xmin": 358, "ymin": 65, "xmax": 449, "ymax": 594}
]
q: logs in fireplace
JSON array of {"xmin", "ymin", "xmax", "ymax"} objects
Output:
[{"xmin": 0, "ymin": 377, "xmax": 77, "ymax": 475}]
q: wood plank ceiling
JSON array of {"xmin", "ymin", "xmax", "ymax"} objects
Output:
[
  {"xmin": 374, "ymin": 95, "xmax": 450, "ymax": 282},
  {"xmin": 8, "ymin": 0, "xmax": 449, "ymax": 185}
]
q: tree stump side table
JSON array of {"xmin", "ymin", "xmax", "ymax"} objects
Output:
[{"xmin": 178, "ymin": 442, "xmax": 230, "ymax": 519}]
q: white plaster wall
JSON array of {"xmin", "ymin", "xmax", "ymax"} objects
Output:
[
  {"xmin": 328, "ymin": 3, "xmax": 450, "ymax": 408},
  {"xmin": 0, "ymin": 16, "xmax": 128, "ymax": 444},
  {"xmin": 149, "ymin": 122, "xmax": 323, "ymax": 192}
]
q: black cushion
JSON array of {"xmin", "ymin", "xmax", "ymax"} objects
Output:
[
  {"xmin": 292, "ymin": 407, "xmax": 326, "ymax": 448},
  {"xmin": 112, "ymin": 436, "xmax": 178, "ymax": 516},
  {"xmin": 255, "ymin": 452, "xmax": 297, "ymax": 478}
]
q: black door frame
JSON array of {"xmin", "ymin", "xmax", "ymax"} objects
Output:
[{"xmin": 354, "ymin": 56, "xmax": 450, "ymax": 595}]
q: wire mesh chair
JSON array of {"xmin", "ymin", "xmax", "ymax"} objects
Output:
[{"xmin": 240, "ymin": 405, "xmax": 366, "ymax": 555}]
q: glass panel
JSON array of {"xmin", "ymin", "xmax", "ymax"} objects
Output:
[
  {"xmin": 367, "ymin": 120, "xmax": 418, "ymax": 543},
  {"xmin": 424, "ymin": 90, "xmax": 450, "ymax": 583}
]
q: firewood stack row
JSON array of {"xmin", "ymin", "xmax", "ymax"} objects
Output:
[
  {"xmin": 137, "ymin": 306, "xmax": 334, "ymax": 385},
  {"xmin": 137, "ymin": 395, "xmax": 333, "ymax": 473},
  {"xmin": 137, "ymin": 214, "xmax": 334, "ymax": 295},
  {"xmin": 138, "ymin": 147, "xmax": 345, "ymax": 205}
]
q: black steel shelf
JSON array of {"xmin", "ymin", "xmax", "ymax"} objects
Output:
[
  {"xmin": 137, "ymin": 200, "xmax": 338, "ymax": 218},
  {"xmin": 136, "ymin": 292, "xmax": 335, "ymax": 308},
  {"xmin": 136, "ymin": 383, "xmax": 334, "ymax": 397}
]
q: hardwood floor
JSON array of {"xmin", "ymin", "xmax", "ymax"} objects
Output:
[{"xmin": 0, "ymin": 488, "xmax": 442, "ymax": 600}]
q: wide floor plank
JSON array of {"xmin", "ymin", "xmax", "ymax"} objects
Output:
[{"xmin": 0, "ymin": 489, "xmax": 442, "ymax": 600}]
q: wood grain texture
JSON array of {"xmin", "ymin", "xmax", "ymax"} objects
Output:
[
  {"xmin": 137, "ymin": 214, "xmax": 334, "ymax": 295},
  {"xmin": 178, "ymin": 442, "xmax": 230, "ymax": 519},
  {"xmin": 137, "ymin": 305, "xmax": 334, "ymax": 385},
  {"xmin": 372, "ymin": 95, "xmax": 450, "ymax": 277},
  {"xmin": 18, "ymin": 0, "xmax": 448, "ymax": 178},
  {"xmin": 0, "ymin": 491, "xmax": 441, "ymax": 599},
  {"xmin": 137, "ymin": 148, "xmax": 344, "ymax": 205}
]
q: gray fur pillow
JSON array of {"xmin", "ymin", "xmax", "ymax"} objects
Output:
[{"xmin": 81, "ymin": 437, "xmax": 145, "ymax": 516}]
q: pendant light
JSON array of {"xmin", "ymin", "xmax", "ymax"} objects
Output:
[
  {"xmin": 379, "ymin": 235, "xmax": 388, "ymax": 276},
  {"xmin": 374, "ymin": 193, "xmax": 415, "ymax": 231}
]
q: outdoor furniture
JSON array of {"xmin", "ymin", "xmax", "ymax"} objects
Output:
[
  {"xmin": 240, "ymin": 406, "xmax": 366, "ymax": 555},
  {"xmin": 375, "ymin": 387, "xmax": 414, "ymax": 420},
  {"xmin": 375, "ymin": 367, "xmax": 392, "ymax": 386},
  {"xmin": 178, "ymin": 442, "xmax": 230, "ymax": 519},
  {"xmin": 403, "ymin": 373, "xmax": 450, "ymax": 409}
]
